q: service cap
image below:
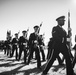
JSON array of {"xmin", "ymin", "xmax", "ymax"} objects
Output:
[
  {"xmin": 15, "ymin": 33, "xmax": 18, "ymax": 35},
  {"xmin": 33, "ymin": 25, "xmax": 39, "ymax": 29},
  {"xmin": 56, "ymin": 16, "xmax": 65, "ymax": 21},
  {"xmin": 22, "ymin": 30, "xmax": 27, "ymax": 33}
]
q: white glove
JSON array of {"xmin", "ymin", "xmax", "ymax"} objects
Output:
[
  {"xmin": 34, "ymin": 40, "xmax": 38, "ymax": 43},
  {"xmin": 68, "ymin": 28, "xmax": 72, "ymax": 31},
  {"xmin": 23, "ymin": 43, "xmax": 27, "ymax": 45},
  {"xmin": 15, "ymin": 43, "xmax": 17, "ymax": 45},
  {"xmin": 67, "ymin": 38, "xmax": 71, "ymax": 42}
]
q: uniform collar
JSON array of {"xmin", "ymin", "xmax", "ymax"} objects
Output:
[{"xmin": 57, "ymin": 25, "xmax": 63, "ymax": 29}]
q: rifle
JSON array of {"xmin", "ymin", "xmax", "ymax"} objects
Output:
[
  {"xmin": 67, "ymin": 11, "xmax": 74, "ymax": 60},
  {"xmin": 18, "ymin": 30, "xmax": 20, "ymax": 35},
  {"xmin": 34, "ymin": 22, "xmax": 43, "ymax": 48},
  {"xmin": 67, "ymin": 11, "xmax": 72, "ymax": 49},
  {"xmin": 67, "ymin": 11, "xmax": 74, "ymax": 51},
  {"xmin": 26, "ymin": 27, "xmax": 29, "ymax": 37},
  {"xmin": 38, "ymin": 22, "xmax": 43, "ymax": 33},
  {"xmin": 39, "ymin": 21, "xmax": 43, "ymax": 29}
]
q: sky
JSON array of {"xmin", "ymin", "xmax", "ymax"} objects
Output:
[{"xmin": 0, "ymin": 0, "xmax": 76, "ymax": 46}]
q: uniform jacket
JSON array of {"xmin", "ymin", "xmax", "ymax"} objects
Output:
[
  {"xmin": 28, "ymin": 33, "xmax": 41, "ymax": 48},
  {"xmin": 18, "ymin": 36, "xmax": 28, "ymax": 47},
  {"xmin": 11, "ymin": 38, "xmax": 18, "ymax": 46},
  {"xmin": 52, "ymin": 25, "xmax": 67, "ymax": 45}
]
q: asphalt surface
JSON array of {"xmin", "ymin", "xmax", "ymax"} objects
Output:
[{"xmin": 0, "ymin": 50, "xmax": 76, "ymax": 75}]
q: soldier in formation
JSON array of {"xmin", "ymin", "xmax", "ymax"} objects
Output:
[
  {"xmin": 11, "ymin": 33, "xmax": 19, "ymax": 60},
  {"xmin": 6, "ymin": 31, "xmax": 12, "ymax": 57},
  {"xmin": 27, "ymin": 25, "xmax": 41, "ymax": 69},
  {"xmin": 42, "ymin": 16, "xmax": 74, "ymax": 75},
  {"xmin": 18, "ymin": 30, "xmax": 28, "ymax": 64}
]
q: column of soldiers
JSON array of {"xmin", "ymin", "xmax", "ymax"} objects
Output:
[
  {"xmin": 3, "ymin": 24, "xmax": 45, "ymax": 68},
  {"xmin": 2, "ymin": 15, "xmax": 76, "ymax": 75}
]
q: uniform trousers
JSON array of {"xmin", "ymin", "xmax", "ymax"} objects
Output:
[
  {"xmin": 11, "ymin": 45, "xmax": 18, "ymax": 60},
  {"xmin": 47, "ymin": 48, "xmax": 64, "ymax": 65},
  {"xmin": 43, "ymin": 43, "xmax": 73, "ymax": 75},
  {"xmin": 28, "ymin": 46, "xmax": 41, "ymax": 68},
  {"xmin": 40, "ymin": 47, "xmax": 45, "ymax": 61},
  {"xmin": 19, "ymin": 46, "xmax": 27, "ymax": 63}
]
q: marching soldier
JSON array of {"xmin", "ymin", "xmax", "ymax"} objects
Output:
[
  {"xmin": 11, "ymin": 33, "xmax": 19, "ymax": 60},
  {"xmin": 42, "ymin": 16, "xmax": 74, "ymax": 75},
  {"xmin": 6, "ymin": 31, "xmax": 12, "ymax": 57},
  {"xmin": 18, "ymin": 30, "xmax": 28, "ymax": 63},
  {"xmin": 27, "ymin": 25, "xmax": 41, "ymax": 69},
  {"xmin": 3, "ymin": 40, "xmax": 8, "ymax": 54}
]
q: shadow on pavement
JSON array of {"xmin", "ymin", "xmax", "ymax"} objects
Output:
[
  {"xmin": 52, "ymin": 64, "xmax": 66, "ymax": 72},
  {"xmin": 0, "ymin": 62, "xmax": 46, "ymax": 75}
]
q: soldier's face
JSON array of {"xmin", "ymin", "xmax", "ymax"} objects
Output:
[
  {"xmin": 58, "ymin": 20, "xmax": 65, "ymax": 26},
  {"xmin": 23, "ymin": 33, "xmax": 26, "ymax": 36},
  {"xmin": 34, "ymin": 28, "xmax": 39, "ymax": 33},
  {"xmin": 15, "ymin": 35, "xmax": 18, "ymax": 38}
]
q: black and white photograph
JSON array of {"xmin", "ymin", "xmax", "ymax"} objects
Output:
[{"xmin": 0, "ymin": 0, "xmax": 76, "ymax": 75}]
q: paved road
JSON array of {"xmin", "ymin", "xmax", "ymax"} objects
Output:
[{"xmin": 0, "ymin": 50, "xmax": 76, "ymax": 75}]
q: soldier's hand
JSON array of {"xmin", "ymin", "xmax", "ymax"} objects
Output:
[
  {"xmin": 67, "ymin": 38, "xmax": 71, "ymax": 42},
  {"xmin": 40, "ymin": 45, "xmax": 43, "ymax": 47},
  {"xmin": 15, "ymin": 43, "xmax": 17, "ymax": 45},
  {"xmin": 34, "ymin": 40, "xmax": 38, "ymax": 43},
  {"xmin": 23, "ymin": 43, "xmax": 27, "ymax": 46},
  {"xmin": 68, "ymin": 28, "xmax": 72, "ymax": 31}
]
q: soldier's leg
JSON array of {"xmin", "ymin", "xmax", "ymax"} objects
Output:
[
  {"xmin": 68, "ymin": 49, "xmax": 73, "ymax": 61},
  {"xmin": 35, "ymin": 47, "xmax": 41, "ymax": 68},
  {"xmin": 15, "ymin": 47, "xmax": 18, "ymax": 60},
  {"xmin": 72, "ymin": 51, "xmax": 76, "ymax": 68},
  {"xmin": 47, "ymin": 48, "xmax": 50, "ymax": 59},
  {"xmin": 11, "ymin": 46, "xmax": 15, "ymax": 57},
  {"xmin": 8, "ymin": 49, "xmax": 10, "ymax": 56},
  {"xmin": 72, "ymin": 57, "xmax": 76, "ymax": 68},
  {"xmin": 5, "ymin": 48, "xmax": 7, "ymax": 54},
  {"xmin": 40, "ymin": 47, "xmax": 45, "ymax": 61},
  {"xmin": 9, "ymin": 46, "xmax": 12, "ymax": 57},
  {"xmin": 42, "ymin": 49, "xmax": 59, "ymax": 74},
  {"xmin": 24, "ymin": 49, "xmax": 27, "ymax": 63},
  {"xmin": 30, "ymin": 48, "xmax": 34, "ymax": 59},
  {"xmin": 62, "ymin": 46, "xmax": 74, "ymax": 75},
  {"xmin": 18, "ymin": 47, "xmax": 22, "ymax": 60},
  {"xmin": 4, "ymin": 48, "xmax": 6, "ymax": 54},
  {"xmin": 4, "ymin": 47, "xmax": 6, "ymax": 54},
  {"xmin": 27, "ymin": 48, "xmax": 34, "ymax": 64},
  {"xmin": 57, "ymin": 55, "xmax": 63, "ymax": 65},
  {"xmin": 47, "ymin": 48, "xmax": 52, "ymax": 60},
  {"xmin": 7, "ymin": 47, "xmax": 9, "ymax": 56}
]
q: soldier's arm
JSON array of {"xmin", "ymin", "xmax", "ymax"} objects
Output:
[
  {"xmin": 28, "ymin": 34, "xmax": 33, "ymax": 47},
  {"xmin": 18, "ymin": 37, "xmax": 21, "ymax": 45}
]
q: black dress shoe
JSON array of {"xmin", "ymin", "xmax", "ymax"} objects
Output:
[
  {"xmin": 41, "ymin": 72, "xmax": 47, "ymax": 75},
  {"xmin": 17, "ymin": 59, "xmax": 20, "ymax": 61},
  {"xmin": 26, "ymin": 62, "xmax": 29, "ymax": 65}
]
